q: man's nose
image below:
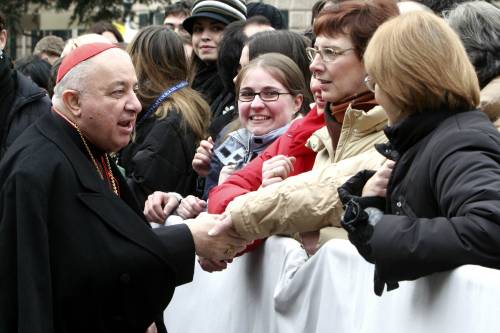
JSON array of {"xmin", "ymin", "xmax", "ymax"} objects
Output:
[{"xmin": 127, "ymin": 91, "xmax": 142, "ymax": 114}]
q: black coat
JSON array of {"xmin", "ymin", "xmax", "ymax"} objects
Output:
[
  {"xmin": 370, "ymin": 109, "xmax": 500, "ymax": 284},
  {"xmin": 119, "ymin": 109, "xmax": 200, "ymax": 207},
  {"xmin": 0, "ymin": 68, "xmax": 51, "ymax": 159},
  {"xmin": 0, "ymin": 112, "xmax": 195, "ymax": 333}
]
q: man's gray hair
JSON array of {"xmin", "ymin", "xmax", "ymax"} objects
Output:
[
  {"xmin": 445, "ymin": 1, "xmax": 500, "ymax": 88},
  {"xmin": 52, "ymin": 59, "xmax": 95, "ymax": 108}
]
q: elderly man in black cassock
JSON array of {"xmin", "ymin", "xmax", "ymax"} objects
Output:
[{"xmin": 0, "ymin": 43, "xmax": 247, "ymax": 333}]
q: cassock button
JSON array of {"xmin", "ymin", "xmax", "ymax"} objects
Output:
[{"xmin": 120, "ymin": 273, "xmax": 131, "ymax": 284}]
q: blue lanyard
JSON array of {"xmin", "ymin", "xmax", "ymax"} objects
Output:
[{"xmin": 137, "ymin": 80, "xmax": 189, "ymax": 126}]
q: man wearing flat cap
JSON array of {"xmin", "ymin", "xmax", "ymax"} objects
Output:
[{"xmin": 0, "ymin": 43, "xmax": 247, "ymax": 333}]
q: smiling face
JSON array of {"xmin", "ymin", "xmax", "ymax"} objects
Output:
[
  {"xmin": 238, "ymin": 67, "xmax": 302, "ymax": 136},
  {"xmin": 191, "ymin": 17, "xmax": 225, "ymax": 63},
  {"xmin": 309, "ymin": 34, "xmax": 367, "ymax": 103},
  {"xmin": 75, "ymin": 49, "xmax": 142, "ymax": 152}
]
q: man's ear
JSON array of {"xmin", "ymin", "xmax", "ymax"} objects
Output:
[
  {"xmin": 0, "ymin": 29, "xmax": 8, "ymax": 51},
  {"xmin": 61, "ymin": 89, "xmax": 82, "ymax": 118}
]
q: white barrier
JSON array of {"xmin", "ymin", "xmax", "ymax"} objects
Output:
[{"xmin": 165, "ymin": 236, "xmax": 500, "ymax": 333}]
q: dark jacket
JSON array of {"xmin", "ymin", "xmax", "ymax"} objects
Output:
[
  {"xmin": 370, "ymin": 109, "xmax": 500, "ymax": 284},
  {"xmin": 0, "ymin": 54, "xmax": 51, "ymax": 159},
  {"xmin": 119, "ymin": 109, "xmax": 200, "ymax": 207},
  {"xmin": 0, "ymin": 112, "xmax": 195, "ymax": 333}
]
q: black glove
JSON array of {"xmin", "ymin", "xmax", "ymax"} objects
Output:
[
  {"xmin": 341, "ymin": 199, "xmax": 382, "ymax": 263},
  {"xmin": 337, "ymin": 170, "xmax": 386, "ymax": 210}
]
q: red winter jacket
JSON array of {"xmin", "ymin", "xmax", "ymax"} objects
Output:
[{"xmin": 208, "ymin": 106, "xmax": 325, "ymax": 252}]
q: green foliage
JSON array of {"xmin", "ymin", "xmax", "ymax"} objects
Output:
[{"xmin": 0, "ymin": 0, "xmax": 172, "ymax": 29}]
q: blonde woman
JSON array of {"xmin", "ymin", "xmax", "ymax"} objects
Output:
[{"xmin": 338, "ymin": 11, "xmax": 500, "ymax": 295}]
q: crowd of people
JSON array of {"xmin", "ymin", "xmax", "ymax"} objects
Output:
[{"xmin": 1, "ymin": 0, "xmax": 500, "ymax": 331}]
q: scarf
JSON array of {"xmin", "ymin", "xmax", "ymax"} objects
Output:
[
  {"xmin": 324, "ymin": 91, "xmax": 377, "ymax": 151},
  {"xmin": 192, "ymin": 61, "xmax": 224, "ymax": 106},
  {"xmin": 214, "ymin": 124, "xmax": 290, "ymax": 170}
]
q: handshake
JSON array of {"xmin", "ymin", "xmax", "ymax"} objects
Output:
[{"xmin": 184, "ymin": 213, "xmax": 250, "ymax": 264}]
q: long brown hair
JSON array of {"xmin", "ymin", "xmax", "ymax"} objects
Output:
[{"xmin": 128, "ymin": 25, "xmax": 210, "ymax": 141}]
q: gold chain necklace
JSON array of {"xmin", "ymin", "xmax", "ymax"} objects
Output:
[
  {"xmin": 53, "ymin": 108, "xmax": 118, "ymax": 196},
  {"xmin": 74, "ymin": 126, "xmax": 119, "ymax": 196}
]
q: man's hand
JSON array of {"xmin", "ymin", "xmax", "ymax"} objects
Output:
[
  {"xmin": 143, "ymin": 191, "xmax": 181, "ymax": 223},
  {"xmin": 197, "ymin": 257, "xmax": 232, "ymax": 273},
  {"xmin": 192, "ymin": 137, "xmax": 214, "ymax": 177},
  {"xmin": 176, "ymin": 195, "xmax": 206, "ymax": 219},
  {"xmin": 261, "ymin": 155, "xmax": 296, "ymax": 188},
  {"xmin": 362, "ymin": 160, "xmax": 395, "ymax": 197},
  {"xmin": 185, "ymin": 213, "xmax": 248, "ymax": 260}
]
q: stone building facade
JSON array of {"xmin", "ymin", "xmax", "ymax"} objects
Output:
[{"xmin": 262, "ymin": 0, "xmax": 316, "ymax": 30}]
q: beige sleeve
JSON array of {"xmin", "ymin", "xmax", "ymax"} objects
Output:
[{"xmin": 228, "ymin": 149, "xmax": 387, "ymax": 240}]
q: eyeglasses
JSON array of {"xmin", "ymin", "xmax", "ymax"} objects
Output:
[
  {"xmin": 306, "ymin": 46, "xmax": 355, "ymax": 63},
  {"xmin": 364, "ymin": 75, "xmax": 376, "ymax": 92},
  {"xmin": 238, "ymin": 90, "xmax": 291, "ymax": 102}
]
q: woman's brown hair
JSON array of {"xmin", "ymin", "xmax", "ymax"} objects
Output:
[{"xmin": 128, "ymin": 25, "xmax": 210, "ymax": 142}]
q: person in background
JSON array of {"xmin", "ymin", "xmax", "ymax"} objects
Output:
[
  {"xmin": 89, "ymin": 21, "xmax": 124, "ymax": 44},
  {"xmin": 242, "ymin": 15, "xmax": 274, "ymax": 37},
  {"xmin": 304, "ymin": 0, "xmax": 340, "ymax": 41},
  {"xmin": 164, "ymin": 0, "xmax": 192, "ymax": 32},
  {"xmin": 445, "ymin": 0, "xmax": 500, "ymax": 130},
  {"xmin": 338, "ymin": 11, "xmax": 500, "ymax": 295},
  {"xmin": 411, "ymin": 0, "xmax": 490, "ymax": 16},
  {"xmin": 33, "ymin": 35, "xmax": 65, "ymax": 65},
  {"xmin": 120, "ymin": 26, "xmax": 210, "ymax": 208},
  {"xmin": 163, "ymin": 0, "xmax": 193, "ymax": 58},
  {"xmin": 0, "ymin": 11, "xmax": 51, "ymax": 160},
  {"xmin": 246, "ymin": 2, "xmax": 286, "ymax": 30},
  {"xmin": 397, "ymin": 0, "xmax": 432, "ymax": 13},
  {"xmin": 14, "ymin": 54, "xmax": 52, "ymax": 91},
  {"xmin": 242, "ymin": 30, "xmax": 312, "ymax": 87},
  {"xmin": 0, "ymin": 42, "xmax": 247, "ymax": 332},
  {"xmin": 206, "ymin": 21, "xmax": 248, "ymax": 142},
  {"xmin": 182, "ymin": 0, "xmax": 247, "ymax": 106}
]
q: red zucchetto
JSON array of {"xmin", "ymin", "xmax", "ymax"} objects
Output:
[{"xmin": 56, "ymin": 43, "xmax": 119, "ymax": 83}]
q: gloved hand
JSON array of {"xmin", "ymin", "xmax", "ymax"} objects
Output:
[
  {"xmin": 337, "ymin": 169, "xmax": 386, "ymax": 210},
  {"xmin": 339, "ymin": 171, "xmax": 400, "ymax": 296},
  {"xmin": 341, "ymin": 199, "xmax": 383, "ymax": 263}
]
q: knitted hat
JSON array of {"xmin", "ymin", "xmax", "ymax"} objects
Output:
[
  {"xmin": 57, "ymin": 43, "xmax": 119, "ymax": 83},
  {"xmin": 183, "ymin": 0, "xmax": 247, "ymax": 34},
  {"xmin": 34, "ymin": 35, "xmax": 65, "ymax": 57}
]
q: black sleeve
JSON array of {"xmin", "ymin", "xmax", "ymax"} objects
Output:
[
  {"xmin": 369, "ymin": 130, "xmax": 500, "ymax": 282},
  {"xmin": 125, "ymin": 119, "xmax": 197, "ymax": 206},
  {"xmin": 153, "ymin": 223, "xmax": 196, "ymax": 286}
]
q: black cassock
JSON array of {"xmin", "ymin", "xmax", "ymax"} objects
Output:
[{"xmin": 0, "ymin": 112, "xmax": 195, "ymax": 333}]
